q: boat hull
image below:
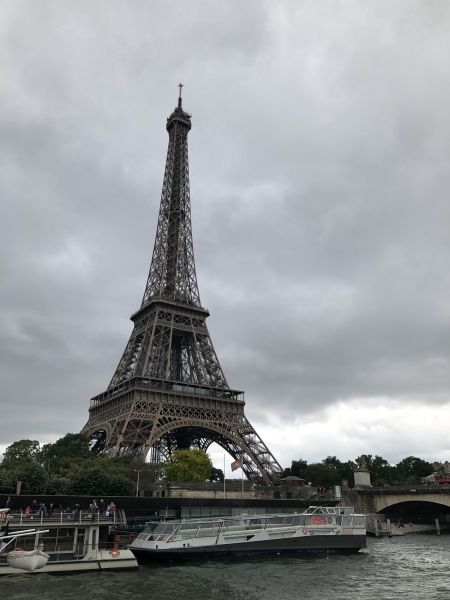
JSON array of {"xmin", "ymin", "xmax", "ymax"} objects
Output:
[
  {"xmin": 0, "ymin": 550, "xmax": 138, "ymax": 576},
  {"xmin": 131, "ymin": 534, "xmax": 367, "ymax": 561}
]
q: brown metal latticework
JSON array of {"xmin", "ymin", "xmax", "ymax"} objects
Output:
[{"xmin": 81, "ymin": 91, "xmax": 282, "ymax": 484}]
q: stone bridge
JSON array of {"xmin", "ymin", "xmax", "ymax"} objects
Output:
[{"xmin": 347, "ymin": 484, "xmax": 450, "ymax": 515}]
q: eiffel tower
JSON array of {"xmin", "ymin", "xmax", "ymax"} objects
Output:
[{"xmin": 82, "ymin": 88, "xmax": 282, "ymax": 484}]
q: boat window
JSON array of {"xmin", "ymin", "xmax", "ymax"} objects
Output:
[
  {"xmin": 143, "ymin": 522, "xmax": 161, "ymax": 533},
  {"xmin": 222, "ymin": 520, "xmax": 240, "ymax": 530},
  {"xmin": 197, "ymin": 523, "xmax": 220, "ymax": 535},
  {"xmin": 152, "ymin": 523, "xmax": 177, "ymax": 535},
  {"xmin": 249, "ymin": 518, "xmax": 262, "ymax": 527},
  {"xmin": 179, "ymin": 524, "xmax": 198, "ymax": 532},
  {"xmin": 265, "ymin": 517, "xmax": 286, "ymax": 528}
]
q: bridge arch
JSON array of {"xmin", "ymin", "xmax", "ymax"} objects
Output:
[{"xmin": 373, "ymin": 492, "xmax": 450, "ymax": 514}]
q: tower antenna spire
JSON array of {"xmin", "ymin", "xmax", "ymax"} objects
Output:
[{"xmin": 178, "ymin": 83, "xmax": 183, "ymax": 109}]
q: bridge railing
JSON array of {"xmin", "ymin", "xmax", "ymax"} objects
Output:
[{"xmin": 359, "ymin": 484, "xmax": 450, "ymax": 494}]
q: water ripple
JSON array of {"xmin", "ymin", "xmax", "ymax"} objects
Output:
[{"xmin": 2, "ymin": 535, "xmax": 449, "ymax": 600}]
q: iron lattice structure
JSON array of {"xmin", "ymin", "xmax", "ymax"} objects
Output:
[{"xmin": 82, "ymin": 92, "xmax": 282, "ymax": 484}]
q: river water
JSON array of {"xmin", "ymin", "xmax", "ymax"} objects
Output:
[{"xmin": 2, "ymin": 535, "xmax": 449, "ymax": 600}]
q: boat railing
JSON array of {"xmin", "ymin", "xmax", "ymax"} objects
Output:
[
  {"xmin": 140, "ymin": 511, "xmax": 364, "ymax": 544},
  {"xmin": 6, "ymin": 510, "xmax": 126, "ymax": 527},
  {"xmin": 167, "ymin": 516, "xmax": 341, "ymax": 542}
]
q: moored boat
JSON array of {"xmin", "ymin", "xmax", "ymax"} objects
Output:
[
  {"xmin": 130, "ymin": 505, "xmax": 366, "ymax": 560},
  {"xmin": 0, "ymin": 508, "xmax": 138, "ymax": 576}
]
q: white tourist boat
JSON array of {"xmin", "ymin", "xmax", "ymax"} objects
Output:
[
  {"xmin": 0, "ymin": 508, "xmax": 138, "ymax": 576},
  {"xmin": 130, "ymin": 506, "xmax": 367, "ymax": 559}
]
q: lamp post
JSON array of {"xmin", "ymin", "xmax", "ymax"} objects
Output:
[
  {"xmin": 134, "ymin": 468, "xmax": 152, "ymax": 497},
  {"xmin": 134, "ymin": 470, "xmax": 142, "ymax": 497}
]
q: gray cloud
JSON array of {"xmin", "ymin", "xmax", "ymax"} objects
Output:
[{"xmin": 1, "ymin": 1, "xmax": 449, "ymax": 464}]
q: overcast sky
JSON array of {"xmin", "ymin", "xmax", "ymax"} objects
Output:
[{"xmin": 1, "ymin": 1, "xmax": 449, "ymax": 473}]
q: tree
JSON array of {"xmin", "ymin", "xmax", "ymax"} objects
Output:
[
  {"xmin": 339, "ymin": 460, "xmax": 357, "ymax": 484},
  {"xmin": 69, "ymin": 465, "xmax": 134, "ymax": 496},
  {"xmin": 0, "ymin": 467, "xmax": 17, "ymax": 494},
  {"xmin": 45, "ymin": 476, "xmax": 71, "ymax": 495},
  {"xmin": 2, "ymin": 440, "xmax": 41, "ymax": 466},
  {"xmin": 209, "ymin": 467, "xmax": 224, "ymax": 482},
  {"xmin": 70, "ymin": 466, "xmax": 112, "ymax": 495},
  {"xmin": 0, "ymin": 440, "xmax": 46, "ymax": 493},
  {"xmin": 281, "ymin": 459, "xmax": 308, "ymax": 479},
  {"xmin": 304, "ymin": 462, "xmax": 336, "ymax": 487},
  {"xmin": 364, "ymin": 455, "xmax": 401, "ymax": 486},
  {"xmin": 163, "ymin": 450, "xmax": 213, "ymax": 482},
  {"xmin": 0, "ymin": 462, "xmax": 47, "ymax": 494},
  {"xmin": 41, "ymin": 433, "xmax": 91, "ymax": 461},
  {"xmin": 396, "ymin": 456, "xmax": 434, "ymax": 482}
]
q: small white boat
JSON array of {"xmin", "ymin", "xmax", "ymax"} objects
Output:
[
  {"xmin": 130, "ymin": 506, "xmax": 367, "ymax": 560},
  {"xmin": 7, "ymin": 549, "xmax": 49, "ymax": 572}
]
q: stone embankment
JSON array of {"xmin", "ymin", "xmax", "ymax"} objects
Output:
[{"xmin": 366, "ymin": 514, "xmax": 447, "ymax": 537}]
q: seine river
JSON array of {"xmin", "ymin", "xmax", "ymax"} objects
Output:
[{"xmin": 2, "ymin": 535, "xmax": 449, "ymax": 600}]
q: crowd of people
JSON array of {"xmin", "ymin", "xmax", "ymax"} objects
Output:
[{"xmin": 2, "ymin": 497, "xmax": 118, "ymax": 522}]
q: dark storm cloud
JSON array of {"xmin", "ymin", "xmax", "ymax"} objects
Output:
[{"xmin": 1, "ymin": 1, "xmax": 449, "ymax": 462}]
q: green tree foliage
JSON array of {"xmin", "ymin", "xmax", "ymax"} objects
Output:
[
  {"xmin": 0, "ymin": 439, "xmax": 47, "ymax": 494},
  {"xmin": 163, "ymin": 449, "xmax": 213, "ymax": 482},
  {"xmin": 363, "ymin": 455, "xmax": 400, "ymax": 486},
  {"xmin": 45, "ymin": 476, "xmax": 71, "ymax": 495},
  {"xmin": 283, "ymin": 454, "xmax": 434, "ymax": 488},
  {"xmin": 68, "ymin": 459, "xmax": 134, "ymax": 496},
  {"xmin": 396, "ymin": 456, "xmax": 434, "ymax": 483},
  {"xmin": 13, "ymin": 462, "xmax": 48, "ymax": 494},
  {"xmin": 281, "ymin": 459, "xmax": 308, "ymax": 479},
  {"xmin": 301, "ymin": 457, "xmax": 357, "ymax": 487},
  {"xmin": 209, "ymin": 467, "xmax": 224, "ymax": 482},
  {"xmin": 40, "ymin": 433, "xmax": 92, "ymax": 476},
  {"xmin": 304, "ymin": 462, "xmax": 333, "ymax": 487},
  {"xmin": 2, "ymin": 440, "xmax": 41, "ymax": 466},
  {"xmin": 0, "ymin": 435, "xmax": 134, "ymax": 495},
  {"xmin": 40, "ymin": 433, "xmax": 94, "ymax": 494},
  {"xmin": 0, "ymin": 461, "xmax": 47, "ymax": 494}
]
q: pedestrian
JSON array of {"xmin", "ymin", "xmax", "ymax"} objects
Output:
[
  {"xmin": 3, "ymin": 514, "xmax": 11, "ymax": 536},
  {"xmin": 99, "ymin": 498, "xmax": 105, "ymax": 515},
  {"xmin": 5, "ymin": 497, "xmax": 11, "ymax": 509},
  {"xmin": 89, "ymin": 499, "xmax": 98, "ymax": 522},
  {"xmin": 108, "ymin": 501, "xmax": 117, "ymax": 520},
  {"xmin": 73, "ymin": 504, "xmax": 81, "ymax": 523}
]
